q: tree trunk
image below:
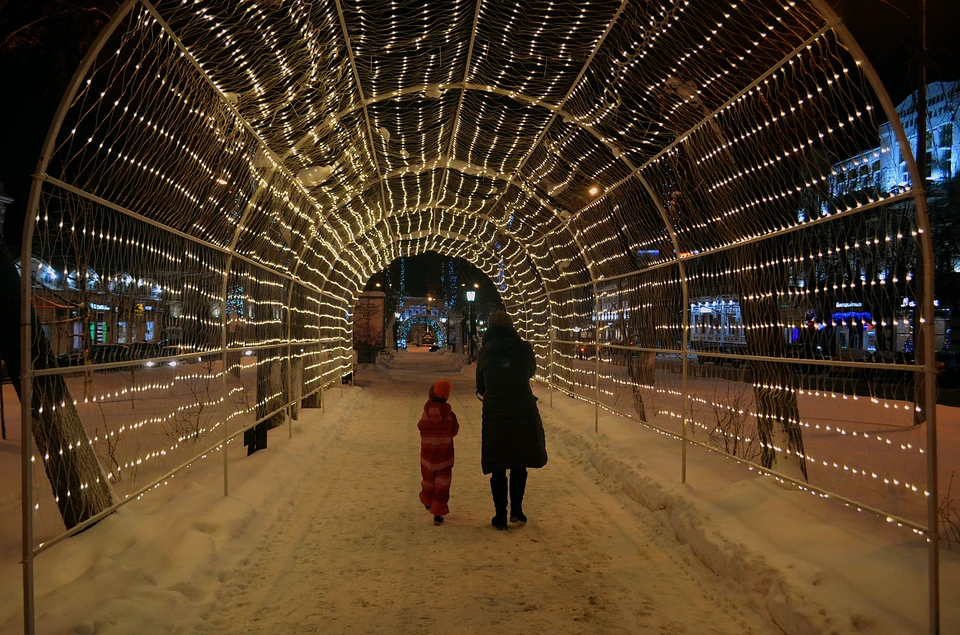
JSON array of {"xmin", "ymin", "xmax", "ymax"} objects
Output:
[
  {"xmin": 0, "ymin": 241, "xmax": 116, "ymax": 530},
  {"xmin": 732, "ymin": 242, "xmax": 808, "ymax": 482},
  {"xmin": 283, "ymin": 354, "xmax": 303, "ymax": 421},
  {"xmin": 257, "ymin": 350, "xmax": 285, "ymax": 430},
  {"xmin": 626, "ymin": 273, "xmax": 674, "ymax": 423},
  {"xmin": 302, "ymin": 390, "xmax": 321, "ymax": 409}
]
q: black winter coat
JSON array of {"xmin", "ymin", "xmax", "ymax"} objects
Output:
[{"xmin": 476, "ymin": 325, "xmax": 548, "ymax": 474}]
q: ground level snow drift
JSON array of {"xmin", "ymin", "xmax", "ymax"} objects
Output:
[{"xmin": 1, "ymin": 348, "xmax": 956, "ymax": 633}]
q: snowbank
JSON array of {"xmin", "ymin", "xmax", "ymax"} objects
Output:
[
  {"xmin": 534, "ymin": 383, "xmax": 959, "ymax": 634},
  {"xmin": 0, "ymin": 387, "xmax": 362, "ymax": 634}
]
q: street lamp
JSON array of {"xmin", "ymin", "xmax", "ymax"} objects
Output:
[{"xmin": 466, "ymin": 290, "xmax": 477, "ymax": 361}]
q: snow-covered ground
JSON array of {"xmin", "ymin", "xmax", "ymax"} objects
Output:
[
  {"xmin": 0, "ymin": 348, "xmax": 957, "ymax": 633},
  {"xmin": 553, "ymin": 354, "xmax": 954, "ymax": 526}
]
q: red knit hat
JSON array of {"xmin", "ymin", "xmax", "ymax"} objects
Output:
[{"xmin": 429, "ymin": 380, "xmax": 453, "ymax": 402}]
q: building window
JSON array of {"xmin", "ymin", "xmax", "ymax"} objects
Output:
[
  {"xmin": 72, "ymin": 322, "xmax": 83, "ymax": 351},
  {"xmin": 942, "ymin": 123, "xmax": 953, "ymax": 147}
]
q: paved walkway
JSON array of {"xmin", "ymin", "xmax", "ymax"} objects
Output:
[{"xmin": 193, "ymin": 349, "xmax": 778, "ymax": 634}]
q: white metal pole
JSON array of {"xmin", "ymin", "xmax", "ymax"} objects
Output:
[
  {"xmin": 803, "ymin": 2, "xmax": 939, "ymax": 628},
  {"xmin": 20, "ymin": 261, "xmax": 35, "ymax": 635},
  {"xmin": 286, "ymin": 305, "xmax": 293, "ymax": 440},
  {"xmin": 549, "ymin": 339, "xmax": 553, "ymax": 409},
  {"xmin": 915, "ymin": 4, "xmax": 939, "ymax": 630},
  {"xmin": 594, "ymin": 284, "xmax": 600, "ymax": 433},
  {"xmin": 19, "ymin": 3, "xmax": 141, "ymax": 631}
]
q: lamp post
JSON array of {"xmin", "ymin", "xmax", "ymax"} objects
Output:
[{"xmin": 466, "ymin": 289, "xmax": 476, "ymax": 361}]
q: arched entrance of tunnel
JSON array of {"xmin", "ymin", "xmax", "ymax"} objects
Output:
[
  {"xmin": 350, "ymin": 252, "xmax": 510, "ymax": 358},
  {"xmin": 12, "ymin": 0, "xmax": 946, "ymax": 631}
]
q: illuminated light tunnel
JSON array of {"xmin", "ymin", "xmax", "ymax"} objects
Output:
[
  {"xmin": 17, "ymin": 0, "xmax": 942, "ymax": 629},
  {"xmin": 397, "ymin": 315, "xmax": 446, "ymax": 348}
]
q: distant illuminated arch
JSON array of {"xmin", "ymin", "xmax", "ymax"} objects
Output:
[{"xmin": 397, "ymin": 314, "xmax": 446, "ymax": 348}]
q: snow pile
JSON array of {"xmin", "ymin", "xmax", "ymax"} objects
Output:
[
  {"xmin": 534, "ymin": 384, "xmax": 960, "ymax": 634},
  {"xmin": 0, "ymin": 387, "xmax": 364, "ymax": 634},
  {"xmin": 374, "ymin": 349, "xmax": 398, "ymax": 370},
  {"xmin": 1, "ymin": 356, "xmax": 957, "ymax": 634}
]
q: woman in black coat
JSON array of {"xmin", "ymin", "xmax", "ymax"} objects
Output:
[{"xmin": 476, "ymin": 310, "xmax": 547, "ymax": 529}]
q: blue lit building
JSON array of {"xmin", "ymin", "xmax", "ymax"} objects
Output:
[
  {"xmin": 824, "ymin": 81, "xmax": 960, "ymax": 353},
  {"xmin": 832, "ymin": 80, "xmax": 959, "ymax": 196}
]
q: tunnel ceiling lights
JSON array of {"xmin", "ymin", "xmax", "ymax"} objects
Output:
[{"xmin": 21, "ymin": 2, "xmax": 940, "ymax": 607}]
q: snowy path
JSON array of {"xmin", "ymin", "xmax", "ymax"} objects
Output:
[{"xmin": 188, "ymin": 350, "xmax": 779, "ymax": 634}]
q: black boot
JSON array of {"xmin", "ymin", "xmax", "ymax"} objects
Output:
[
  {"xmin": 490, "ymin": 471, "xmax": 508, "ymax": 530},
  {"xmin": 509, "ymin": 468, "xmax": 528, "ymax": 523}
]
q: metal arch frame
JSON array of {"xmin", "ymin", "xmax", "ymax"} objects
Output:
[
  {"xmin": 326, "ymin": 204, "xmax": 549, "ymax": 288},
  {"xmin": 337, "ymin": 220, "xmax": 547, "ymax": 309},
  {"xmin": 397, "ymin": 314, "xmax": 447, "ymax": 348},
  {"xmin": 313, "ymin": 157, "xmax": 574, "ymax": 236},
  {"xmin": 328, "ymin": 202, "xmax": 555, "ymax": 279},
  {"xmin": 285, "ymin": 82, "xmax": 620, "ymax": 160},
  {"xmin": 218, "ymin": 167, "xmax": 277, "ymax": 495},
  {"xmin": 804, "ymin": 3, "xmax": 939, "ymax": 631},
  {"xmin": 434, "ymin": 0, "xmax": 485, "ymax": 236},
  {"xmin": 331, "ymin": 0, "xmax": 394, "ymax": 233},
  {"xmin": 535, "ymin": 21, "xmax": 840, "ymax": 246},
  {"xmin": 18, "ymin": 3, "xmax": 333, "ymax": 631},
  {"xmin": 316, "ymin": 229, "xmax": 541, "ymax": 328},
  {"xmin": 346, "ymin": 230, "xmax": 535, "ymax": 308},
  {"xmin": 20, "ymin": 2, "xmax": 143, "ymax": 632},
  {"xmin": 20, "ymin": 2, "xmax": 938, "ymax": 634}
]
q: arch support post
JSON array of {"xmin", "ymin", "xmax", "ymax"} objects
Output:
[
  {"xmin": 594, "ymin": 283, "xmax": 600, "ymax": 434},
  {"xmin": 805, "ymin": 7, "xmax": 939, "ymax": 630},
  {"xmin": 549, "ymin": 337, "xmax": 554, "ymax": 409},
  {"xmin": 19, "ymin": 2, "xmax": 139, "ymax": 632}
]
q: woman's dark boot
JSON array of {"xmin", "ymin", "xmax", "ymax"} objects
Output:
[
  {"xmin": 509, "ymin": 468, "xmax": 528, "ymax": 523},
  {"xmin": 490, "ymin": 471, "xmax": 508, "ymax": 529}
]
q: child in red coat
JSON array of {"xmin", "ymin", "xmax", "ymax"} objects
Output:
[{"xmin": 419, "ymin": 380, "xmax": 460, "ymax": 526}]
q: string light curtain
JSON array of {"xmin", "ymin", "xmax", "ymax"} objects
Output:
[{"xmin": 20, "ymin": 0, "xmax": 939, "ymax": 630}]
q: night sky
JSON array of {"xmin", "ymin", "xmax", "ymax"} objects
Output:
[{"xmin": 1, "ymin": 0, "xmax": 957, "ymax": 254}]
